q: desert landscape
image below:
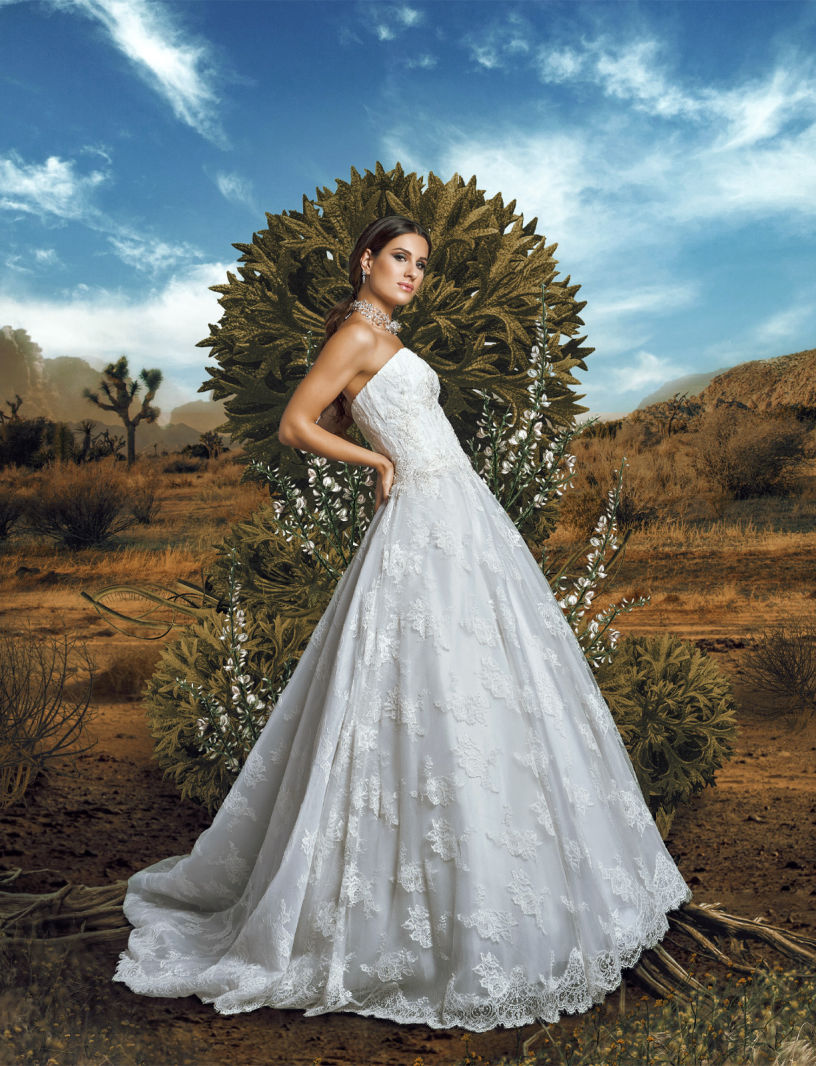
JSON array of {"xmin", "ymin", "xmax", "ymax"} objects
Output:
[{"xmin": 0, "ymin": 347, "xmax": 815, "ymax": 1065}]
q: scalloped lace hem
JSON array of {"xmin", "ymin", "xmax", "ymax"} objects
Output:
[{"xmin": 113, "ymin": 879, "xmax": 691, "ymax": 1031}]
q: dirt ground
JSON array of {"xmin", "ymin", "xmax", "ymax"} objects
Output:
[{"xmin": 1, "ymin": 527, "xmax": 815, "ymax": 1065}]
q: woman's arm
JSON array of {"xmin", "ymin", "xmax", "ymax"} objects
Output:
[{"xmin": 278, "ymin": 325, "xmax": 394, "ymax": 506}]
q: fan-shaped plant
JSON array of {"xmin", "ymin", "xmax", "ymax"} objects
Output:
[
  {"xmin": 595, "ymin": 632, "xmax": 738, "ymax": 837},
  {"xmin": 198, "ymin": 161, "xmax": 593, "ymax": 480}
]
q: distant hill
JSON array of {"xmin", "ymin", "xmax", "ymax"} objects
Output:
[
  {"xmin": 169, "ymin": 398, "xmax": 227, "ymax": 433},
  {"xmin": 636, "ymin": 367, "xmax": 730, "ymax": 409}
]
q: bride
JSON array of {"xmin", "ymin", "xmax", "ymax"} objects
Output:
[{"xmin": 113, "ymin": 214, "xmax": 692, "ymax": 1031}]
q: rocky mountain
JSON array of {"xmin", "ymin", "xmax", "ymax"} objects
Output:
[
  {"xmin": 700, "ymin": 347, "xmax": 816, "ymax": 411},
  {"xmin": 0, "ymin": 326, "xmax": 53, "ymax": 416},
  {"xmin": 635, "ymin": 347, "xmax": 816, "ymax": 414}
]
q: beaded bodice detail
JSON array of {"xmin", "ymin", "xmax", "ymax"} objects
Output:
[{"xmin": 350, "ymin": 347, "xmax": 474, "ymax": 494}]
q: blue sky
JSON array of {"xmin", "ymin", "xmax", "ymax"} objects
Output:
[{"xmin": 1, "ymin": 0, "xmax": 815, "ymax": 420}]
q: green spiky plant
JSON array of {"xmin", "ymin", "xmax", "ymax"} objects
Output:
[
  {"xmin": 595, "ymin": 632, "xmax": 739, "ymax": 837},
  {"xmin": 197, "ymin": 161, "xmax": 593, "ymax": 484}
]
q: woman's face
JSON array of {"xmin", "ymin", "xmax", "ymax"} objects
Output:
[{"xmin": 362, "ymin": 233, "xmax": 429, "ymax": 309}]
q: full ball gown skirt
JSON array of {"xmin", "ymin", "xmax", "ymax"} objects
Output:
[{"xmin": 113, "ymin": 346, "xmax": 692, "ymax": 1031}]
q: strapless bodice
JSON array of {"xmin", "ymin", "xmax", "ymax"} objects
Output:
[{"xmin": 350, "ymin": 347, "xmax": 474, "ymax": 494}]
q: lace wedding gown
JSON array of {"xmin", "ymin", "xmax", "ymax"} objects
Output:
[{"xmin": 113, "ymin": 345, "xmax": 692, "ymax": 1031}]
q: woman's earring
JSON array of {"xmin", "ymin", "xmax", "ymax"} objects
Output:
[{"xmin": 361, "ymin": 270, "xmax": 367, "ymax": 284}]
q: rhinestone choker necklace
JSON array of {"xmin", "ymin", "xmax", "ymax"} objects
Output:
[{"xmin": 347, "ymin": 298, "xmax": 401, "ymax": 334}]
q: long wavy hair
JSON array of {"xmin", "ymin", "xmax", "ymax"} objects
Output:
[{"xmin": 318, "ymin": 215, "xmax": 432, "ymax": 425}]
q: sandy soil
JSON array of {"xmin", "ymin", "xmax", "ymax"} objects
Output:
[{"xmin": 1, "ymin": 529, "xmax": 814, "ymax": 1064}]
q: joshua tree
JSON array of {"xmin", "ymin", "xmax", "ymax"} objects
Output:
[
  {"xmin": 77, "ymin": 419, "xmax": 95, "ymax": 463},
  {"xmin": 83, "ymin": 356, "xmax": 163, "ymax": 466},
  {"xmin": 199, "ymin": 430, "xmax": 224, "ymax": 459},
  {"xmin": 0, "ymin": 394, "xmax": 24, "ymax": 424}
]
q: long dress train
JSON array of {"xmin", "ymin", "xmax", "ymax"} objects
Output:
[{"xmin": 112, "ymin": 345, "xmax": 692, "ymax": 1031}]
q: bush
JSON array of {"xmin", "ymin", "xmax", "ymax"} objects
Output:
[
  {"xmin": 742, "ymin": 617, "xmax": 816, "ymax": 728},
  {"xmin": 25, "ymin": 462, "xmax": 137, "ymax": 549},
  {"xmin": 0, "ymin": 484, "xmax": 26, "ymax": 540},
  {"xmin": 163, "ymin": 457, "xmax": 202, "ymax": 474},
  {"xmin": 558, "ymin": 475, "xmax": 657, "ymax": 538},
  {"xmin": 128, "ymin": 478, "xmax": 161, "ymax": 524},
  {"xmin": 595, "ymin": 632, "xmax": 738, "ymax": 836},
  {"xmin": 0, "ymin": 629, "xmax": 97, "ymax": 806},
  {"xmin": 144, "ymin": 516, "xmax": 335, "ymax": 811},
  {"xmin": 0, "ymin": 416, "xmax": 75, "ymax": 468},
  {"xmin": 92, "ymin": 645, "xmax": 164, "ymax": 700},
  {"xmin": 692, "ymin": 406, "xmax": 807, "ymax": 499}
]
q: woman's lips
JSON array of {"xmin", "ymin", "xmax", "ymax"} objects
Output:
[{"xmin": 399, "ymin": 283, "xmax": 414, "ymax": 291}]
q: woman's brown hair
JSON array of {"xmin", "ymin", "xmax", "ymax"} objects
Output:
[{"xmin": 317, "ymin": 215, "xmax": 432, "ymax": 432}]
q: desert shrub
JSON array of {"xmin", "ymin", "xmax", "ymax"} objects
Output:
[
  {"xmin": 0, "ymin": 630, "xmax": 97, "ymax": 806},
  {"xmin": 128, "ymin": 478, "xmax": 161, "ymax": 524},
  {"xmin": 0, "ymin": 485, "xmax": 26, "ymax": 540},
  {"xmin": 163, "ymin": 457, "xmax": 202, "ymax": 474},
  {"xmin": 742, "ymin": 618, "xmax": 816, "ymax": 728},
  {"xmin": 24, "ymin": 462, "xmax": 137, "ymax": 549},
  {"xmin": 692, "ymin": 406, "xmax": 807, "ymax": 499},
  {"xmin": 144, "ymin": 522, "xmax": 334, "ymax": 811},
  {"xmin": 0, "ymin": 415, "xmax": 76, "ymax": 469},
  {"xmin": 595, "ymin": 632, "xmax": 738, "ymax": 836},
  {"xmin": 0, "ymin": 935, "xmax": 202, "ymax": 1066},
  {"xmin": 559, "ymin": 482, "xmax": 658, "ymax": 538},
  {"xmin": 92, "ymin": 645, "xmax": 164, "ymax": 700},
  {"xmin": 499, "ymin": 966, "xmax": 815, "ymax": 1066},
  {"xmin": 558, "ymin": 482, "xmax": 607, "ymax": 537}
]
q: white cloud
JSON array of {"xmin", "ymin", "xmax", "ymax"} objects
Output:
[
  {"xmin": 383, "ymin": 34, "xmax": 816, "ymax": 271},
  {"xmin": 34, "ymin": 248, "xmax": 60, "ymax": 266},
  {"xmin": 0, "ymin": 152, "xmax": 108, "ymax": 221},
  {"xmin": 107, "ymin": 231, "xmax": 203, "ymax": 273},
  {"xmin": 591, "ymin": 283, "xmax": 699, "ymax": 319},
  {"xmin": 215, "ymin": 171, "xmax": 257, "ymax": 211},
  {"xmin": 754, "ymin": 293, "xmax": 816, "ymax": 347},
  {"xmin": 0, "ymin": 261, "xmax": 230, "ymax": 418},
  {"xmin": 396, "ymin": 5, "xmax": 422, "ymax": 28},
  {"xmin": 464, "ymin": 11, "xmax": 531, "ymax": 70},
  {"xmin": 532, "ymin": 31, "xmax": 816, "ymax": 145},
  {"xmin": 0, "ymin": 149, "xmax": 206, "ymax": 276},
  {"xmin": 359, "ymin": 1, "xmax": 424, "ymax": 43},
  {"xmin": 53, "ymin": 0, "xmax": 225, "ymax": 145},
  {"xmin": 406, "ymin": 53, "xmax": 437, "ymax": 70},
  {"xmin": 608, "ymin": 349, "xmax": 688, "ymax": 393}
]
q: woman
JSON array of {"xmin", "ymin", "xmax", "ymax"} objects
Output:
[{"xmin": 113, "ymin": 215, "xmax": 692, "ymax": 1031}]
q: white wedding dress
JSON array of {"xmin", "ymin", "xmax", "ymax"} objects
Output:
[{"xmin": 113, "ymin": 345, "xmax": 692, "ymax": 1031}]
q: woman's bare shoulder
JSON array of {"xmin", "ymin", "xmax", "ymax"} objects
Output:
[{"xmin": 322, "ymin": 320, "xmax": 378, "ymax": 359}]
